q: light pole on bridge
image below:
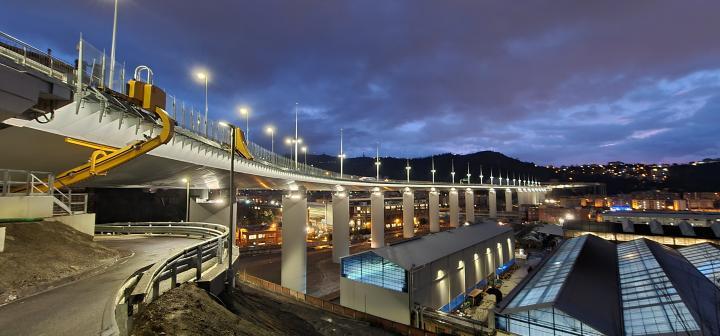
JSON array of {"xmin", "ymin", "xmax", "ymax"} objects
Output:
[{"xmin": 218, "ymin": 121, "xmax": 238, "ymax": 287}]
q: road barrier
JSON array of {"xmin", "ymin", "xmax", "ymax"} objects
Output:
[
  {"xmin": 97, "ymin": 222, "xmax": 229, "ymax": 336},
  {"xmin": 238, "ymin": 272, "xmax": 436, "ymax": 336}
]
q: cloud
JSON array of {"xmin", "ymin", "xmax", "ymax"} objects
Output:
[{"xmin": 2, "ymin": 0, "xmax": 719, "ymax": 164}]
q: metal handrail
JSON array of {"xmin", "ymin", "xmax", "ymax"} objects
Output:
[
  {"xmin": 0, "ymin": 31, "xmax": 74, "ymax": 83},
  {"xmin": 98, "ymin": 222, "xmax": 230, "ymax": 336}
]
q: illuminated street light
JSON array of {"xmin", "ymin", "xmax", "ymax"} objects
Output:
[
  {"xmin": 218, "ymin": 121, "xmax": 237, "ymax": 286},
  {"xmin": 265, "ymin": 126, "xmax": 275, "ymax": 161},
  {"xmin": 196, "ymin": 72, "xmax": 209, "ymax": 136},
  {"xmin": 375, "ymin": 145, "xmax": 381, "ymax": 181},
  {"xmin": 239, "ymin": 107, "xmax": 249, "ymax": 142},
  {"xmin": 108, "ymin": 0, "xmax": 119, "ymax": 90},
  {"xmin": 430, "ymin": 155, "xmax": 436, "ymax": 184},
  {"xmin": 301, "ymin": 146, "xmax": 308, "ymax": 166}
]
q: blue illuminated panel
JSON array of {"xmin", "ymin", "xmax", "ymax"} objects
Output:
[{"xmin": 341, "ymin": 252, "xmax": 408, "ymax": 292}]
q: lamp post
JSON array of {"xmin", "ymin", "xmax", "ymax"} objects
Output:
[
  {"xmin": 108, "ymin": 0, "xmax": 119, "ymax": 90},
  {"xmin": 339, "ymin": 128, "xmax": 345, "ymax": 178},
  {"xmin": 375, "ymin": 145, "xmax": 381, "ymax": 181},
  {"xmin": 405, "ymin": 159, "xmax": 411, "ymax": 183},
  {"xmin": 479, "ymin": 165, "xmax": 484, "ymax": 185},
  {"xmin": 301, "ymin": 146, "xmax": 308, "ymax": 167},
  {"xmin": 430, "ymin": 155, "xmax": 436, "ymax": 184},
  {"xmin": 239, "ymin": 107, "xmax": 249, "ymax": 142},
  {"xmin": 182, "ymin": 178, "xmax": 190, "ymax": 222},
  {"xmin": 451, "ymin": 159, "xmax": 456, "ymax": 184},
  {"xmin": 218, "ymin": 121, "xmax": 237, "ymax": 287},
  {"xmin": 294, "ymin": 103, "xmax": 299, "ymax": 170},
  {"xmin": 266, "ymin": 126, "xmax": 275, "ymax": 163},
  {"xmin": 196, "ymin": 72, "xmax": 209, "ymax": 136}
]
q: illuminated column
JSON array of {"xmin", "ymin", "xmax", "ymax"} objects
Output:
[
  {"xmin": 449, "ymin": 187, "xmax": 459, "ymax": 228},
  {"xmin": 370, "ymin": 187, "xmax": 385, "ymax": 248},
  {"xmin": 331, "ymin": 186, "xmax": 350, "ymax": 263},
  {"xmin": 429, "ymin": 188, "xmax": 440, "ymax": 233},
  {"xmin": 505, "ymin": 188, "xmax": 513, "ymax": 212},
  {"xmin": 281, "ymin": 187, "xmax": 307, "ymax": 293},
  {"xmin": 488, "ymin": 188, "xmax": 497, "ymax": 219},
  {"xmin": 518, "ymin": 189, "xmax": 526, "ymax": 205},
  {"xmin": 402, "ymin": 187, "xmax": 414, "ymax": 238},
  {"xmin": 464, "ymin": 188, "xmax": 474, "ymax": 224},
  {"xmin": 531, "ymin": 188, "xmax": 538, "ymax": 204}
]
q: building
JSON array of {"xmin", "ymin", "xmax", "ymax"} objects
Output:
[
  {"xmin": 563, "ymin": 220, "xmax": 720, "ymax": 246},
  {"xmin": 599, "ymin": 210, "xmax": 720, "ymax": 228},
  {"xmin": 340, "ymin": 222, "xmax": 514, "ymax": 325},
  {"xmin": 495, "ymin": 235, "xmax": 720, "ymax": 335}
]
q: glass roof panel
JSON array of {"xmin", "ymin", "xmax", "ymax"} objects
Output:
[
  {"xmin": 507, "ymin": 235, "xmax": 587, "ymax": 308},
  {"xmin": 617, "ymin": 239, "xmax": 700, "ymax": 335},
  {"xmin": 678, "ymin": 243, "xmax": 720, "ymax": 288}
]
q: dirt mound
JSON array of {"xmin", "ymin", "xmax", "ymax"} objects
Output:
[
  {"xmin": 132, "ymin": 283, "xmax": 394, "ymax": 336},
  {"xmin": 131, "ymin": 283, "xmax": 262, "ymax": 336},
  {"xmin": 0, "ymin": 221, "xmax": 119, "ymax": 304}
]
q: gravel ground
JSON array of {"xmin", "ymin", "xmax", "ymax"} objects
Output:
[
  {"xmin": 0, "ymin": 221, "xmax": 119, "ymax": 304},
  {"xmin": 131, "ymin": 282, "xmax": 396, "ymax": 336}
]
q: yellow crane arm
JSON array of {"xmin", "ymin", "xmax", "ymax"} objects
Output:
[
  {"xmin": 233, "ymin": 127, "xmax": 254, "ymax": 160},
  {"xmin": 39, "ymin": 106, "xmax": 174, "ymax": 191}
]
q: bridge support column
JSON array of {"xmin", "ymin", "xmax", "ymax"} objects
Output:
[
  {"xmin": 539, "ymin": 189, "xmax": 546, "ymax": 203},
  {"xmin": 518, "ymin": 189, "xmax": 526, "ymax": 205},
  {"xmin": 532, "ymin": 189, "xmax": 538, "ymax": 204},
  {"xmin": 464, "ymin": 188, "xmax": 474, "ymax": 224},
  {"xmin": 281, "ymin": 188, "xmax": 307, "ymax": 293},
  {"xmin": 449, "ymin": 188, "xmax": 459, "ymax": 228},
  {"xmin": 429, "ymin": 188, "xmax": 439, "ymax": 233},
  {"xmin": 332, "ymin": 186, "xmax": 350, "ymax": 263},
  {"xmin": 370, "ymin": 188, "xmax": 385, "ymax": 248},
  {"xmin": 402, "ymin": 187, "xmax": 414, "ymax": 238},
  {"xmin": 488, "ymin": 188, "xmax": 497, "ymax": 219},
  {"xmin": 505, "ymin": 189, "xmax": 513, "ymax": 212}
]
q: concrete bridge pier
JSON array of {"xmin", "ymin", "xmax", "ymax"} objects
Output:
[
  {"xmin": 281, "ymin": 187, "xmax": 307, "ymax": 293},
  {"xmin": 332, "ymin": 186, "xmax": 350, "ymax": 263},
  {"xmin": 464, "ymin": 188, "xmax": 474, "ymax": 224},
  {"xmin": 370, "ymin": 187, "xmax": 385, "ymax": 248},
  {"xmin": 402, "ymin": 187, "xmax": 414, "ymax": 238},
  {"xmin": 488, "ymin": 188, "xmax": 497, "ymax": 219},
  {"xmin": 449, "ymin": 187, "xmax": 459, "ymax": 228},
  {"xmin": 428, "ymin": 188, "xmax": 440, "ymax": 233},
  {"xmin": 505, "ymin": 188, "xmax": 513, "ymax": 212}
]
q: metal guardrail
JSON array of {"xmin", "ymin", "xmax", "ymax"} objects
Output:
[
  {"xmin": 0, "ymin": 31, "xmax": 75, "ymax": 84},
  {"xmin": 97, "ymin": 222, "xmax": 229, "ymax": 336}
]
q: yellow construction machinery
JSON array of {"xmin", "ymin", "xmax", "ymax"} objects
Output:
[{"xmin": 38, "ymin": 105, "xmax": 174, "ymax": 192}]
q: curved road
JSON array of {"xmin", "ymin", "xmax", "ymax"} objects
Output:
[{"xmin": 0, "ymin": 235, "xmax": 199, "ymax": 336}]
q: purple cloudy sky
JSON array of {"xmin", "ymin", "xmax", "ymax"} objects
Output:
[{"xmin": 3, "ymin": 1, "xmax": 719, "ymax": 165}]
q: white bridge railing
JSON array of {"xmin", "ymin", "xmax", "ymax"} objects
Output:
[{"xmin": 97, "ymin": 222, "xmax": 230, "ymax": 336}]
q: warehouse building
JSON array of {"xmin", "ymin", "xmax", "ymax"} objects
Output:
[
  {"xmin": 340, "ymin": 221, "xmax": 514, "ymax": 325},
  {"xmin": 495, "ymin": 235, "xmax": 720, "ymax": 336}
]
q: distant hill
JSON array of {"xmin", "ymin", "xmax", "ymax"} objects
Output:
[
  {"xmin": 302, "ymin": 152, "xmax": 720, "ymax": 194},
  {"xmin": 305, "ymin": 151, "xmax": 553, "ymax": 183}
]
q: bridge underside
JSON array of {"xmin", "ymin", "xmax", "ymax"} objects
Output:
[{"xmin": 0, "ymin": 125, "xmax": 330, "ymax": 190}]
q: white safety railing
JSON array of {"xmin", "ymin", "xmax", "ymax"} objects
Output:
[
  {"xmin": 0, "ymin": 31, "xmax": 75, "ymax": 84},
  {"xmin": 0, "ymin": 169, "xmax": 88, "ymax": 216},
  {"xmin": 97, "ymin": 222, "xmax": 230, "ymax": 336}
]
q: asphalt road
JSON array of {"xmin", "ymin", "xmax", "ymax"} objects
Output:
[
  {"xmin": 0, "ymin": 235, "xmax": 199, "ymax": 336},
  {"xmin": 238, "ymin": 242, "xmax": 370, "ymax": 298}
]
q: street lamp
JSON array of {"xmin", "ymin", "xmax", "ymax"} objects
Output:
[
  {"xmin": 181, "ymin": 177, "xmax": 190, "ymax": 222},
  {"xmin": 430, "ymin": 155, "xmax": 436, "ymax": 184},
  {"xmin": 375, "ymin": 145, "xmax": 381, "ymax": 181},
  {"xmin": 108, "ymin": 0, "xmax": 119, "ymax": 90},
  {"xmin": 218, "ymin": 121, "xmax": 237, "ymax": 287},
  {"xmin": 338, "ymin": 128, "xmax": 345, "ymax": 178},
  {"xmin": 196, "ymin": 72, "xmax": 209, "ymax": 136},
  {"xmin": 405, "ymin": 159, "xmax": 412, "ymax": 183},
  {"xmin": 239, "ymin": 107, "xmax": 249, "ymax": 142},
  {"xmin": 451, "ymin": 159, "xmax": 456, "ymax": 184},
  {"xmin": 265, "ymin": 126, "xmax": 275, "ymax": 154},
  {"xmin": 301, "ymin": 146, "xmax": 308, "ymax": 167}
]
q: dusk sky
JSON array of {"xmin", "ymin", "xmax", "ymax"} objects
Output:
[{"xmin": 3, "ymin": 1, "xmax": 719, "ymax": 165}]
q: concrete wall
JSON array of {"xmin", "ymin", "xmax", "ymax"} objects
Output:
[
  {"xmin": 0, "ymin": 196, "xmax": 53, "ymax": 219},
  {"xmin": 0, "ymin": 227, "xmax": 5, "ymax": 252},
  {"xmin": 411, "ymin": 229, "xmax": 514, "ymax": 310},
  {"xmin": 189, "ymin": 199, "xmax": 234, "ymax": 226},
  {"xmin": 47, "ymin": 213, "xmax": 96, "ymax": 237},
  {"xmin": 340, "ymin": 277, "xmax": 410, "ymax": 325}
]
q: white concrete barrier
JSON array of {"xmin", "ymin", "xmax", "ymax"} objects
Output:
[
  {"xmin": 0, "ymin": 227, "xmax": 5, "ymax": 252},
  {"xmin": 0, "ymin": 196, "xmax": 53, "ymax": 219},
  {"xmin": 46, "ymin": 213, "xmax": 96, "ymax": 237}
]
